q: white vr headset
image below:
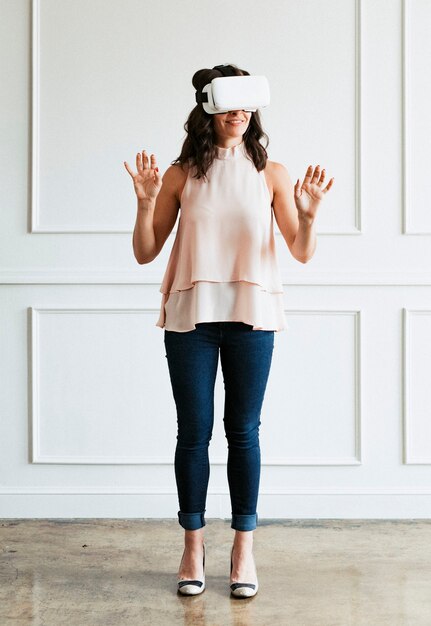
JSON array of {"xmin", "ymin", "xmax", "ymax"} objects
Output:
[{"xmin": 195, "ymin": 64, "xmax": 270, "ymax": 114}]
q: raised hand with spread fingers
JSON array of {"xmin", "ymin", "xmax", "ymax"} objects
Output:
[{"xmin": 294, "ymin": 165, "xmax": 334, "ymax": 224}]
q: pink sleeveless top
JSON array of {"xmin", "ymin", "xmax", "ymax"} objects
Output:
[{"xmin": 155, "ymin": 140, "xmax": 288, "ymax": 332}]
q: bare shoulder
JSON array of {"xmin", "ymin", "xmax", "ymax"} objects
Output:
[
  {"xmin": 265, "ymin": 160, "xmax": 293, "ymax": 185},
  {"xmin": 163, "ymin": 162, "xmax": 189, "ymax": 181},
  {"xmin": 162, "ymin": 163, "xmax": 189, "ymax": 202},
  {"xmin": 264, "ymin": 160, "xmax": 293, "ymax": 203}
]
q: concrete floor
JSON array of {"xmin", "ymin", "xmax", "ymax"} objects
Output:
[{"xmin": 1, "ymin": 519, "xmax": 431, "ymax": 625}]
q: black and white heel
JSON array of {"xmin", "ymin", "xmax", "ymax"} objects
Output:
[
  {"xmin": 230, "ymin": 545, "xmax": 259, "ymax": 598},
  {"xmin": 177, "ymin": 543, "xmax": 206, "ymax": 595}
]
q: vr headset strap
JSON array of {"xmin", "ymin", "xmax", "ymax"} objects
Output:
[
  {"xmin": 211, "ymin": 64, "xmax": 237, "ymax": 76},
  {"xmin": 195, "ymin": 64, "xmax": 237, "ymax": 104}
]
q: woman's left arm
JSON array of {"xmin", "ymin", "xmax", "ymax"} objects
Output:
[{"xmin": 271, "ymin": 162, "xmax": 334, "ymax": 263}]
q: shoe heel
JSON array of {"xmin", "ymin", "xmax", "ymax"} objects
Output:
[
  {"xmin": 177, "ymin": 542, "xmax": 206, "ymax": 595},
  {"xmin": 229, "ymin": 544, "xmax": 258, "ymax": 598}
]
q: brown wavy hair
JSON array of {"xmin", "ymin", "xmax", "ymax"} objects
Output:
[{"xmin": 171, "ymin": 64, "xmax": 269, "ymax": 181}]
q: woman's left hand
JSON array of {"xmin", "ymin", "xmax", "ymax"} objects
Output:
[{"xmin": 294, "ymin": 165, "xmax": 334, "ymax": 224}]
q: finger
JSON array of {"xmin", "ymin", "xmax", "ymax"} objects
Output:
[
  {"xmin": 124, "ymin": 161, "xmax": 136, "ymax": 178},
  {"xmin": 311, "ymin": 165, "xmax": 320, "ymax": 184},
  {"xmin": 136, "ymin": 152, "xmax": 144, "ymax": 174},
  {"xmin": 303, "ymin": 165, "xmax": 313, "ymax": 184},
  {"xmin": 142, "ymin": 150, "xmax": 150, "ymax": 170},
  {"xmin": 150, "ymin": 154, "xmax": 157, "ymax": 170},
  {"xmin": 322, "ymin": 177, "xmax": 335, "ymax": 193},
  {"xmin": 141, "ymin": 149, "xmax": 149, "ymax": 169},
  {"xmin": 317, "ymin": 168, "xmax": 326, "ymax": 186}
]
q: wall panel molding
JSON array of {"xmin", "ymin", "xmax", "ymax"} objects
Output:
[
  {"xmin": 3, "ymin": 269, "xmax": 431, "ymax": 285},
  {"xmin": 30, "ymin": 306, "xmax": 361, "ymax": 466},
  {"xmin": 402, "ymin": 0, "xmax": 431, "ymax": 234},
  {"xmin": 30, "ymin": 0, "xmax": 362, "ymax": 234},
  {"xmin": 403, "ymin": 308, "xmax": 431, "ymax": 463},
  {"xmin": 3, "ymin": 486, "xmax": 431, "ymax": 496}
]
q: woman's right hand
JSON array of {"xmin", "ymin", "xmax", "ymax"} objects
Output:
[{"xmin": 124, "ymin": 150, "xmax": 163, "ymax": 202}]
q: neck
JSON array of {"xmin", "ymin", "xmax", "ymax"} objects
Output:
[{"xmin": 214, "ymin": 138, "xmax": 244, "ymax": 149}]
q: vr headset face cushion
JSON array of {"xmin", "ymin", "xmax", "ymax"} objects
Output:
[{"xmin": 199, "ymin": 75, "xmax": 270, "ymax": 114}]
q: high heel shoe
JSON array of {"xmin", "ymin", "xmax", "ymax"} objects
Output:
[
  {"xmin": 230, "ymin": 544, "xmax": 259, "ymax": 598},
  {"xmin": 177, "ymin": 542, "xmax": 206, "ymax": 595}
]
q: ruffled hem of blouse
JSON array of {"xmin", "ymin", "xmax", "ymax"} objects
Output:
[{"xmin": 155, "ymin": 280, "xmax": 288, "ymax": 332}]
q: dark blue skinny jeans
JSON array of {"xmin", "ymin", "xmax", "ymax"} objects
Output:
[{"xmin": 164, "ymin": 321, "xmax": 275, "ymax": 531}]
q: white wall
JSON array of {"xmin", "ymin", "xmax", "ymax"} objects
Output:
[{"xmin": 1, "ymin": 0, "xmax": 431, "ymax": 518}]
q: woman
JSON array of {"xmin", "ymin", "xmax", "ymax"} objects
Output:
[{"xmin": 124, "ymin": 63, "xmax": 334, "ymax": 598}]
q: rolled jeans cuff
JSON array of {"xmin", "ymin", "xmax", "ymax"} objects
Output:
[
  {"xmin": 177, "ymin": 510, "xmax": 206, "ymax": 530},
  {"xmin": 231, "ymin": 512, "xmax": 258, "ymax": 531}
]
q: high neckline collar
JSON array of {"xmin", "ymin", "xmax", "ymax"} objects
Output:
[{"xmin": 214, "ymin": 141, "xmax": 246, "ymax": 160}]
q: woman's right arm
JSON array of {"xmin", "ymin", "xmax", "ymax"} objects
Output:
[{"xmin": 124, "ymin": 150, "xmax": 181, "ymax": 264}]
